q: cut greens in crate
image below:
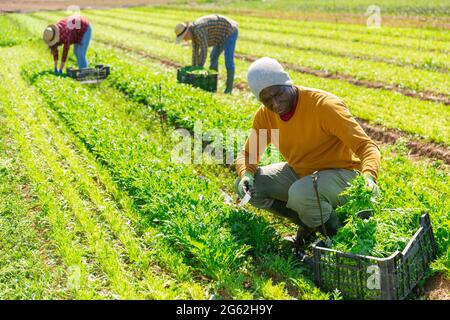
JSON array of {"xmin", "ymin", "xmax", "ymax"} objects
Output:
[
  {"xmin": 177, "ymin": 65, "xmax": 218, "ymax": 92},
  {"xmin": 331, "ymin": 175, "xmax": 424, "ymax": 258},
  {"xmin": 181, "ymin": 66, "xmax": 218, "ymax": 76}
]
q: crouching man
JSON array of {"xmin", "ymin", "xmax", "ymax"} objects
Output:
[{"xmin": 235, "ymin": 57, "xmax": 381, "ymax": 244}]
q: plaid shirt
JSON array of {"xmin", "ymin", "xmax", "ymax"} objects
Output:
[
  {"xmin": 52, "ymin": 16, "xmax": 90, "ymax": 64},
  {"xmin": 190, "ymin": 15, "xmax": 238, "ymax": 67}
]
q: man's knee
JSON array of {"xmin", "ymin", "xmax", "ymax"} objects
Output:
[
  {"xmin": 286, "ymin": 177, "xmax": 332, "ymax": 228},
  {"xmin": 286, "ymin": 178, "xmax": 312, "ymax": 209}
]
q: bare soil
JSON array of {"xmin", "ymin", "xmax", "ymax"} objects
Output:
[
  {"xmin": 0, "ymin": 0, "xmax": 172, "ymax": 13},
  {"xmin": 423, "ymin": 273, "xmax": 450, "ymax": 300},
  {"xmin": 357, "ymin": 119, "xmax": 450, "ymax": 165}
]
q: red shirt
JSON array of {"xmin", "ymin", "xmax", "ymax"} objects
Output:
[
  {"xmin": 52, "ymin": 16, "xmax": 90, "ymax": 64},
  {"xmin": 280, "ymin": 104, "xmax": 296, "ymax": 121}
]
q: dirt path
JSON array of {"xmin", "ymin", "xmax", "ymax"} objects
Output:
[
  {"xmin": 0, "ymin": 0, "xmax": 172, "ymax": 13},
  {"xmin": 423, "ymin": 273, "xmax": 450, "ymax": 300}
]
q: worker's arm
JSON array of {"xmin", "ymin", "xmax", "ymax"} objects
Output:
[
  {"xmin": 192, "ymin": 29, "xmax": 207, "ymax": 67},
  {"xmin": 192, "ymin": 42, "xmax": 199, "ymax": 66},
  {"xmin": 52, "ymin": 46, "xmax": 59, "ymax": 71},
  {"xmin": 320, "ymin": 98, "xmax": 381, "ymax": 180},
  {"xmin": 60, "ymin": 42, "xmax": 70, "ymax": 71},
  {"xmin": 236, "ymin": 108, "xmax": 271, "ymax": 177}
]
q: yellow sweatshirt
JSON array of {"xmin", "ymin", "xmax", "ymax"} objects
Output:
[{"xmin": 236, "ymin": 86, "xmax": 381, "ymax": 179}]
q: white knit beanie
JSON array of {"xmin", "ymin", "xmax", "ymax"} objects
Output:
[{"xmin": 247, "ymin": 57, "xmax": 293, "ymax": 101}]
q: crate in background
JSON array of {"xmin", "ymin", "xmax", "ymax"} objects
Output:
[
  {"xmin": 177, "ymin": 66, "xmax": 218, "ymax": 92},
  {"xmin": 67, "ymin": 64, "xmax": 110, "ymax": 84}
]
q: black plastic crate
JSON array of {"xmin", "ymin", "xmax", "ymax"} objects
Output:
[
  {"xmin": 177, "ymin": 66, "xmax": 217, "ymax": 92},
  {"xmin": 67, "ymin": 64, "xmax": 110, "ymax": 84},
  {"xmin": 312, "ymin": 212, "xmax": 436, "ymax": 300}
]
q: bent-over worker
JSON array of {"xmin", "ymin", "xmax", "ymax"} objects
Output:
[
  {"xmin": 43, "ymin": 15, "xmax": 92, "ymax": 74},
  {"xmin": 174, "ymin": 14, "xmax": 239, "ymax": 94}
]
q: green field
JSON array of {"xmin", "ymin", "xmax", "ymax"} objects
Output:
[
  {"xmin": 0, "ymin": 2, "xmax": 449, "ymax": 300},
  {"xmin": 187, "ymin": 0, "xmax": 450, "ymax": 16}
]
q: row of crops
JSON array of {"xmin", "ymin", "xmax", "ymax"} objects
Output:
[
  {"xmin": 1, "ymin": 40, "xmax": 332, "ymax": 300},
  {"xmin": 17, "ymin": 10, "xmax": 450, "ymax": 146},
  {"xmin": 0, "ymin": 14, "xmax": 31, "ymax": 47},
  {"xmin": 0, "ymin": 7, "xmax": 449, "ymax": 299},
  {"xmin": 76, "ymin": 7, "xmax": 450, "ymax": 99},
  {"xmin": 194, "ymin": 0, "xmax": 450, "ymax": 16}
]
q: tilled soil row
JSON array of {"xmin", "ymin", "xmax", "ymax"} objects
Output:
[
  {"xmin": 357, "ymin": 119, "xmax": 450, "ymax": 164},
  {"xmin": 247, "ymin": 38, "xmax": 449, "ymax": 74}
]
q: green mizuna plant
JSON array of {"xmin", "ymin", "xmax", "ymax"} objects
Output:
[
  {"xmin": 4, "ymin": 11, "xmax": 449, "ymax": 298},
  {"xmin": 31, "ymin": 10, "xmax": 450, "ymax": 146},
  {"xmin": 20, "ymin": 52, "xmax": 325, "ymax": 299},
  {"xmin": 0, "ymin": 15, "xmax": 30, "ymax": 47},
  {"xmin": 332, "ymin": 175, "xmax": 424, "ymax": 257}
]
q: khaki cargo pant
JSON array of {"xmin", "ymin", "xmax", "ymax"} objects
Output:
[{"xmin": 234, "ymin": 162, "xmax": 358, "ymax": 228}]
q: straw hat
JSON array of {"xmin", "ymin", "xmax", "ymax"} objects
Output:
[
  {"xmin": 174, "ymin": 22, "xmax": 189, "ymax": 44},
  {"xmin": 43, "ymin": 24, "xmax": 59, "ymax": 47}
]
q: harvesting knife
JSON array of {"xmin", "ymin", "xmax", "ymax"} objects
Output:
[
  {"xmin": 239, "ymin": 191, "xmax": 252, "ymax": 207},
  {"xmin": 239, "ymin": 181, "xmax": 252, "ymax": 207}
]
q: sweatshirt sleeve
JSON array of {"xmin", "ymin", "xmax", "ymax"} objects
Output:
[
  {"xmin": 236, "ymin": 108, "xmax": 271, "ymax": 177},
  {"xmin": 320, "ymin": 98, "xmax": 381, "ymax": 180}
]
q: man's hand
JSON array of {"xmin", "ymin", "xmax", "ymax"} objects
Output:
[
  {"xmin": 237, "ymin": 172, "xmax": 255, "ymax": 199},
  {"xmin": 364, "ymin": 174, "xmax": 380, "ymax": 197}
]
